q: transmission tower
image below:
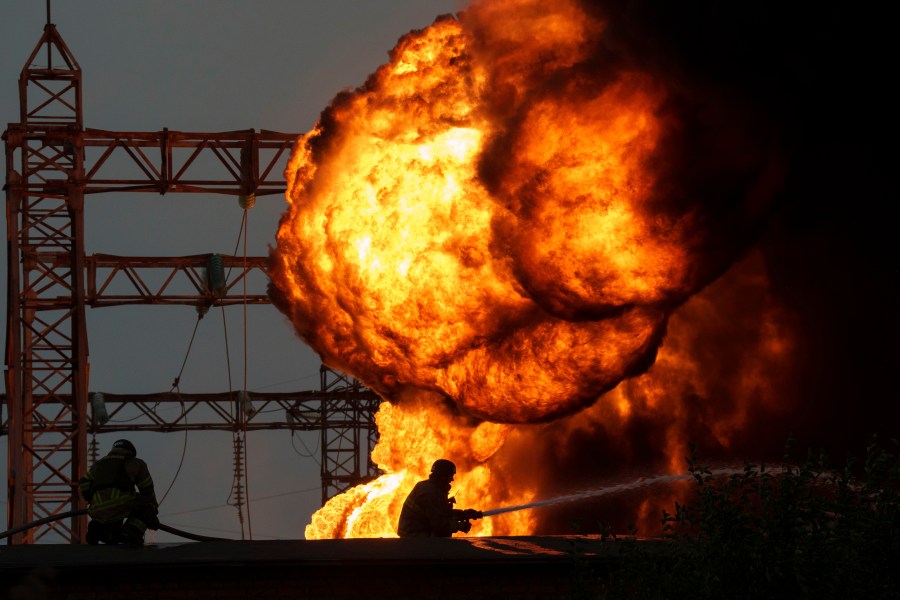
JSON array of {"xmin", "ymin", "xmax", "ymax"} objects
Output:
[{"xmin": 2, "ymin": 21, "xmax": 382, "ymax": 544}]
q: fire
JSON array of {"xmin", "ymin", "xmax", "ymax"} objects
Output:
[
  {"xmin": 305, "ymin": 392, "xmax": 536, "ymax": 539},
  {"xmin": 270, "ymin": 0, "xmax": 790, "ymax": 538}
]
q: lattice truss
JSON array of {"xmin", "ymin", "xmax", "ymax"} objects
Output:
[{"xmin": 2, "ymin": 24, "xmax": 382, "ymax": 544}]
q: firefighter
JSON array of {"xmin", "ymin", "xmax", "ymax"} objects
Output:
[
  {"xmin": 397, "ymin": 459, "xmax": 483, "ymax": 537},
  {"xmin": 78, "ymin": 439, "xmax": 160, "ymax": 546}
]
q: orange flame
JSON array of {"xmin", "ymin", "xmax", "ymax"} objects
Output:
[{"xmin": 270, "ymin": 0, "xmax": 790, "ymax": 538}]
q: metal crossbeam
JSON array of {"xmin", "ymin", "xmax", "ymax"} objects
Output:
[
  {"xmin": 85, "ymin": 254, "xmax": 270, "ymax": 307},
  {"xmin": 3, "ymin": 23, "xmax": 382, "ymax": 544}
]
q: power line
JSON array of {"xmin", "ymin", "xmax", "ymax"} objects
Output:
[
  {"xmin": 291, "ymin": 430, "xmax": 321, "ymax": 464},
  {"xmin": 254, "ymin": 372, "xmax": 320, "ymax": 390},
  {"xmin": 240, "ymin": 206, "xmax": 254, "ymax": 541},
  {"xmin": 160, "ymin": 487, "xmax": 320, "ymax": 518},
  {"xmin": 156, "ymin": 521, "xmax": 282, "ymax": 540}
]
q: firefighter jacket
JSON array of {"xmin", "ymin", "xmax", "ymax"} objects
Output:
[
  {"xmin": 78, "ymin": 448, "xmax": 159, "ymax": 524},
  {"xmin": 397, "ymin": 476, "xmax": 470, "ymax": 537}
]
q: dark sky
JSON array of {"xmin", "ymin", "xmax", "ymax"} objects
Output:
[
  {"xmin": 701, "ymin": 0, "xmax": 898, "ymax": 455},
  {"xmin": 535, "ymin": 0, "xmax": 900, "ymax": 532},
  {"xmin": 604, "ymin": 0, "xmax": 899, "ymax": 451}
]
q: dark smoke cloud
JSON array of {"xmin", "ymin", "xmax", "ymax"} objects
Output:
[
  {"xmin": 270, "ymin": 0, "xmax": 896, "ymax": 535},
  {"xmin": 519, "ymin": 0, "xmax": 899, "ymax": 533},
  {"xmin": 467, "ymin": 0, "xmax": 796, "ymax": 321}
]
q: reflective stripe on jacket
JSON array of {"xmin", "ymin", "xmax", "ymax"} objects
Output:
[{"xmin": 78, "ymin": 448, "xmax": 158, "ymax": 524}]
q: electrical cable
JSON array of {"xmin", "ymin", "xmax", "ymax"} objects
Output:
[
  {"xmin": 241, "ymin": 206, "xmax": 253, "ymax": 541},
  {"xmin": 169, "ymin": 311, "xmax": 204, "ymax": 392},
  {"xmin": 216, "ymin": 213, "xmax": 245, "ymax": 536},
  {"xmin": 253, "ymin": 372, "xmax": 319, "ymax": 391},
  {"xmin": 222, "ymin": 307, "xmax": 234, "ymax": 395},
  {"xmin": 157, "ymin": 392, "xmax": 188, "ymax": 507},
  {"xmin": 156, "ymin": 311, "xmax": 200, "ymax": 506},
  {"xmin": 291, "ymin": 431, "xmax": 321, "ymax": 464},
  {"xmin": 218, "ymin": 310, "xmax": 239, "ymax": 507},
  {"xmin": 221, "ymin": 205, "xmax": 252, "ymax": 540},
  {"xmin": 221, "ymin": 304, "xmax": 247, "ymax": 541},
  {"xmin": 160, "ymin": 486, "xmax": 321, "ymax": 518},
  {"xmin": 112, "ymin": 308, "xmax": 199, "ymax": 507}
]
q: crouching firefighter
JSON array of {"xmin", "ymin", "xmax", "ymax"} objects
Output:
[
  {"xmin": 397, "ymin": 459, "xmax": 483, "ymax": 537},
  {"xmin": 78, "ymin": 439, "xmax": 160, "ymax": 546}
]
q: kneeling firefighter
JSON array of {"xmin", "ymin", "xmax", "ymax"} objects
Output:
[
  {"xmin": 397, "ymin": 459, "xmax": 483, "ymax": 537},
  {"xmin": 78, "ymin": 439, "xmax": 160, "ymax": 546}
]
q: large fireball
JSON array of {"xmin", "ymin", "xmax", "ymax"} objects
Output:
[
  {"xmin": 269, "ymin": 0, "xmax": 782, "ymax": 424},
  {"xmin": 268, "ymin": 0, "xmax": 796, "ymax": 538}
]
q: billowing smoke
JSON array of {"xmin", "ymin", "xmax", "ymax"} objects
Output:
[{"xmin": 269, "ymin": 0, "xmax": 898, "ymax": 536}]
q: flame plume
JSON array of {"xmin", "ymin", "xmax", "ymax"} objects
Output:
[{"xmin": 269, "ymin": 0, "xmax": 800, "ymax": 538}]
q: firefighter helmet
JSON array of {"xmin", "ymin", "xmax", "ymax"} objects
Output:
[
  {"xmin": 113, "ymin": 439, "xmax": 137, "ymax": 457},
  {"xmin": 430, "ymin": 459, "xmax": 456, "ymax": 480}
]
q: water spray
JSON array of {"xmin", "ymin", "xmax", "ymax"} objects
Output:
[{"xmin": 482, "ymin": 468, "xmax": 742, "ymax": 517}]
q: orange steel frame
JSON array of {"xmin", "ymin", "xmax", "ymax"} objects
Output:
[{"xmin": 3, "ymin": 24, "xmax": 381, "ymax": 543}]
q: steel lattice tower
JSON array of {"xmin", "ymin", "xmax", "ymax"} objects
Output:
[{"xmin": 3, "ymin": 22, "xmax": 382, "ymax": 544}]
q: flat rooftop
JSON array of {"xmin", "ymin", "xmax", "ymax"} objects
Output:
[{"xmin": 1, "ymin": 535, "xmax": 654, "ymax": 599}]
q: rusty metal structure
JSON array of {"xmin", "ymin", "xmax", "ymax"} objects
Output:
[{"xmin": 2, "ymin": 22, "xmax": 382, "ymax": 543}]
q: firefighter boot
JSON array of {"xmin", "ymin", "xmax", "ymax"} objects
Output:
[
  {"xmin": 85, "ymin": 520, "xmax": 101, "ymax": 545},
  {"xmin": 117, "ymin": 520, "xmax": 146, "ymax": 547}
]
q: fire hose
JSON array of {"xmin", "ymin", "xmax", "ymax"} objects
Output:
[{"xmin": 0, "ymin": 508, "xmax": 232, "ymax": 543}]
